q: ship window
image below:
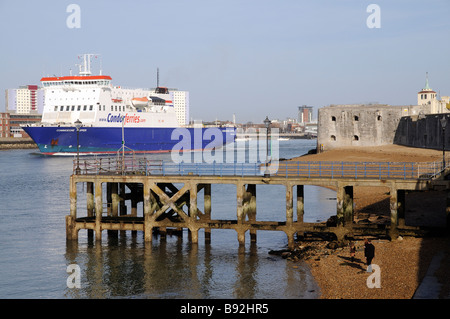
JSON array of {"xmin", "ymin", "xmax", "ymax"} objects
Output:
[
  {"xmin": 71, "ymin": 105, "xmax": 75, "ymax": 111},
  {"xmin": 115, "ymin": 106, "xmax": 117, "ymax": 112},
  {"xmin": 83, "ymin": 105, "xmax": 87, "ymax": 111},
  {"xmin": 89, "ymin": 105, "xmax": 93, "ymax": 111},
  {"xmin": 66, "ymin": 105, "xmax": 70, "ymax": 111},
  {"xmin": 54, "ymin": 106, "xmax": 58, "ymax": 111},
  {"xmin": 60, "ymin": 106, "xmax": 64, "ymax": 111},
  {"xmin": 98, "ymin": 105, "xmax": 101, "ymax": 111},
  {"xmin": 103, "ymin": 105, "xmax": 105, "ymax": 111},
  {"xmin": 111, "ymin": 105, "xmax": 113, "ymax": 111}
]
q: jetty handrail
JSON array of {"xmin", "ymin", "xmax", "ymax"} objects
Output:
[{"xmin": 72, "ymin": 156, "xmax": 448, "ymax": 180}]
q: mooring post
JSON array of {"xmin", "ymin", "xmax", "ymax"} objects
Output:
[
  {"xmin": 94, "ymin": 181, "xmax": 103, "ymax": 241},
  {"xmin": 204, "ymin": 184, "xmax": 212, "ymax": 244}
]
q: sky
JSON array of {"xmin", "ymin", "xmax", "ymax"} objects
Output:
[{"xmin": 0, "ymin": 0, "xmax": 449, "ymax": 123}]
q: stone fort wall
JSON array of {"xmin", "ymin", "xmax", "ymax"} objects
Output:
[{"xmin": 317, "ymin": 104, "xmax": 430, "ymax": 152}]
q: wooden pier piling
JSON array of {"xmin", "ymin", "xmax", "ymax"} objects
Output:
[{"xmin": 66, "ymin": 157, "xmax": 450, "ymax": 249}]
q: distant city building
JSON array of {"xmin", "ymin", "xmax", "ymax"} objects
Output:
[
  {"xmin": 0, "ymin": 112, "xmax": 42, "ymax": 138},
  {"xmin": 5, "ymin": 85, "xmax": 45, "ymax": 114},
  {"xmin": 169, "ymin": 89, "xmax": 189, "ymax": 126},
  {"xmin": 298, "ymin": 105, "xmax": 314, "ymax": 124}
]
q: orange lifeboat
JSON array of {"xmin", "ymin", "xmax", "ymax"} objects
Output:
[{"xmin": 131, "ymin": 96, "xmax": 149, "ymax": 108}]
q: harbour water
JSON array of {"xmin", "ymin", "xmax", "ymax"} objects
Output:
[{"xmin": 0, "ymin": 139, "xmax": 337, "ymax": 299}]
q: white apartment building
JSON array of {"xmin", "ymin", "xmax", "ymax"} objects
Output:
[
  {"xmin": 169, "ymin": 89, "xmax": 189, "ymax": 126},
  {"xmin": 6, "ymin": 85, "xmax": 45, "ymax": 114}
]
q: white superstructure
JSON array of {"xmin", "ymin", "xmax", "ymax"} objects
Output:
[{"xmin": 39, "ymin": 54, "xmax": 179, "ymax": 128}]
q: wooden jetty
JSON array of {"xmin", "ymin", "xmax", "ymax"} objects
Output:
[{"xmin": 66, "ymin": 156, "xmax": 450, "ymax": 249}]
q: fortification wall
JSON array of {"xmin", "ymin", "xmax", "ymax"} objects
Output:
[
  {"xmin": 317, "ymin": 104, "xmax": 427, "ymax": 151},
  {"xmin": 394, "ymin": 114, "xmax": 449, "ymax": 151}
]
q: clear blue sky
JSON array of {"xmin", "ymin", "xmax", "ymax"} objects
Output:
[{"xmin": 1, "ymin": 0, "xmax": 449, "ymax": 123}]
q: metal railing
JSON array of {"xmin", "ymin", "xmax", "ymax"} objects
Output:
[{"xmin": 72, "ymin": 156, "xmax": 448, "ymax": 180}]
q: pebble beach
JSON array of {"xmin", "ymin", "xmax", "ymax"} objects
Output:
[{"xmin": 289, "ymin": 145, "xmax": 450, "ymax": 299}]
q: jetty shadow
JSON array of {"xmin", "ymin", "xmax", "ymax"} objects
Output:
[{"xmin": 410, "ymin": 190, "xmax": 450, "ymax": 298}]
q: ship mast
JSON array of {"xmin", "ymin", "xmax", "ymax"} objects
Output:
[{"xmin": 77, "ymin": 53, "xmax": 100, "ymax": 76}]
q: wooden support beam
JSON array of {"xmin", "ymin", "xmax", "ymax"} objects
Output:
[
  {"xmin": 336, "ymin": 183, "xmax": 353, "ymax": 226},
  {"xmin": 343, "ymin": 186, "xmax": 353, "ymax": 224},
  {"xmin": 87, "ymin": 182, "xmax": 94, "ymax": 218},
  {"xmin": 143, "ymin": 181, "xmax": 153, "ymax": 242},
  {"xmin": 389, "ymin": 184, "xmax": 399, "ymax": 240},
  {"xmin": 447, "ymin": 190, "xmax": 450, "ymax": 230},
  {"xmin": 119, "ymin": 183, "xmax": 126, "ymax": 216},
  {"xmin": 286, "ymin": 184, "xmax": 294, "ymax": 225},
  {"xmin": 296, "ymin": 185, "xmax": 304, "ymax": 224},
  {"xmin": 247, "ymin": 184, "xmax": 257, "ymax": 243},
  {"xmin": 236, "ymin": 182, "xmax": 246, "ymax": 245},
  {"xmin": 67, "ymin": 176, "xmax": 78, "ymax": 240},
  {"xmin": 398, "ymin": 190, "xmax": 406, "ymax": 228},
  {"xmin": 204, "ymin": 184, "xmax": 212, "ymax": 244},
  {"xmin": 150, "ymin": 183, "xmax": 191, "ymax": 222},
  {"xmin": 94, "ymin": 181, "xmax": 103, "ymax": 241}
]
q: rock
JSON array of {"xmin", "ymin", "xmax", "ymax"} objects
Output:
[
  {"xmin": 326, "ymin": 215, "xmax": 337, "ymax": 227},
  {"xmin": 327, "ymin": 241, "xmax": 339, "ymax": 249},
  {"xmin": 281, "ymin": 252, "xmax": 291, "ymax": 258},
  {"xmin": 326, "ymin": 240, "xmax": 348, "ymax": 250},
  {"xmin": 269, "ymin": 249, "xmax": 290, "ymax": 256}
]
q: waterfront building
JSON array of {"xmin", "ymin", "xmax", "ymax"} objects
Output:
[
  {"xmin": 5, "ymin": 85, "xmax": 45, "ymax": 114},
  {"xmin": 0, "ymin": 112, "xmax": 42, "ymax": 138}
]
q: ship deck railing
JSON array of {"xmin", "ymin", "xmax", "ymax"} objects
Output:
[{"xmin": 72, "ymin": 156, "xmax": 448, "ymax": 180}]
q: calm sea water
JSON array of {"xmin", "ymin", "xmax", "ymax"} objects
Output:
[{"xmin": 0, "ymin": 139, "xmax": 337, "ymax": 299}]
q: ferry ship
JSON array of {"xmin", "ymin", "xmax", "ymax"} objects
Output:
[{"xmin": 23, "ymin": 54, "xmax": 235, "ymax": 155}]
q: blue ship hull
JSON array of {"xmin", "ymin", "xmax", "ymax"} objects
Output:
[{"xmin": 22, "ymin": 126, "xmax": 236, "ymax": 155}]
